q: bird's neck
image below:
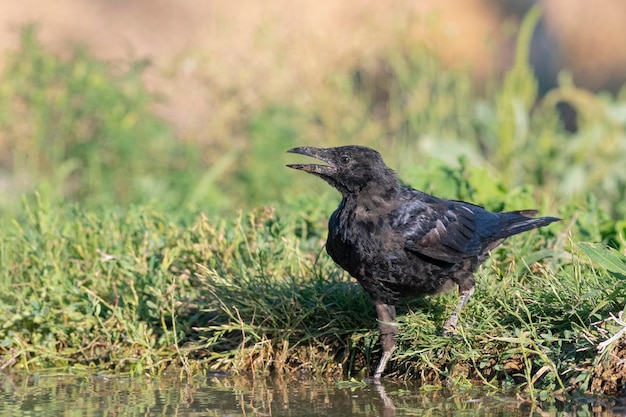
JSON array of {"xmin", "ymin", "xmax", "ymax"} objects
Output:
[{"xmin": 344, "ymin": 180, "xmax": 401, "ymax": 211}]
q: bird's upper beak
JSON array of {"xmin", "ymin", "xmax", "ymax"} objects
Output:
[{"xmin": 286, "ymin": 146, "xmax": 337, "ymax": 175}]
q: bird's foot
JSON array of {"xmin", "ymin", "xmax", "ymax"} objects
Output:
[
  {"xmin": 442, "ymin": 286, "xmax": 474, "ymax": 336},
  {"xmin": 435, "ymin": 344, "xmax": 452, "ymax": 360},
  {"xmin": 442, "ymin": 313, "xmax": 459, "ymax": 336}
]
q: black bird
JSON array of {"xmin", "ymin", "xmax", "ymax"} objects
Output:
[{"xmin": 287, "ymin": 145, "xmax": 560, "ymax": 380}]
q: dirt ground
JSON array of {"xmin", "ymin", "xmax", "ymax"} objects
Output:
[
  {"xmin": 1, "ymin": 0, "xmax": 625, "ymax": 139},
  {"xmin": 592, "ymin": 336, "xmax": 626, "ymax": 396}
]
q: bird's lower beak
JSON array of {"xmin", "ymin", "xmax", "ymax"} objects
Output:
[{"xmin": 286, "ymin": 147, "xmax": 337, "ymax": 175}]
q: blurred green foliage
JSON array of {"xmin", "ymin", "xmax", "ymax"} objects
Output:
[
  {"xmin": 1, "ymin": 24, "xmax": 626, "ymax": 222},
  {"xmin": 0, "ymin": 27, "xmax": 203, "ymax": 213}
]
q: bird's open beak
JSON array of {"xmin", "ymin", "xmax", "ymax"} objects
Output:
[{"xmin": 286, "ymin": 147, "xmax": 337, "ymax": 175}]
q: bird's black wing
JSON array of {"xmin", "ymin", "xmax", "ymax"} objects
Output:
[{"xmin": 392, "ymin": 190, "xmax": 499, "ymax": 263}]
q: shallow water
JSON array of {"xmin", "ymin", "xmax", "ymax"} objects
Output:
[{"xmin": 0, "ymin": 371, "xmax": 624, "ymax": 416}]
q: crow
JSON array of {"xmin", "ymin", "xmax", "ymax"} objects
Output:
[{"xmin": 286, "ymin": 145, "xmax": 560, "ymax": 380}]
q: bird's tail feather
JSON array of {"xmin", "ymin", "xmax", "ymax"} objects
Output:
[{"xmin": 497, "ymin": 210, "xmax": 560, "ymax": 238}]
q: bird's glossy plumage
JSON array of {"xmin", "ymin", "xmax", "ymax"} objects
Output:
[{"xmin": 287, "ymin": 145, "xmax": 559, "ymax": 380}]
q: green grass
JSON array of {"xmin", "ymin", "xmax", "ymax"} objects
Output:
[
  {"xmin": 0, "ymin": 19, "xmax": 626, "ymax": 398},
  {"xmin": 0, "ymin": 186, "xmax": 623, "ymax": 397},
  {"xmin": 0, "ymin": 27, "xmax": 204, "ymax": 214}
]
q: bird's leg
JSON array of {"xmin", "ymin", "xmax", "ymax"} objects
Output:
[
  {"xmin": 373, "ymin": 301, "xmax": 397, "ymax": 381},
  {"xmin": 442, "ymin": 286, "xmax": 475, "ymax": 336}
]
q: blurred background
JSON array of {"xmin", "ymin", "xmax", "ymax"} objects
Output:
[{"xmin": 1, "ymin": 0, "xmax": 625, "ymax": 220}]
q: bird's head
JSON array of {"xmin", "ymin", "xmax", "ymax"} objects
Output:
[{"xmin": 286, "ymin": 145, "xmax": 398, "ymax": 197}]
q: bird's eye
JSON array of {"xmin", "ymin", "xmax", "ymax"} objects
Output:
[{"xmin": 339, "ymin": 155, "xmax": 351, "ymax": 165}]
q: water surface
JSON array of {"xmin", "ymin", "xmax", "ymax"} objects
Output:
[{"xmin": 0, "ymin": 371, "xmax": 624, "ymax": 416}]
